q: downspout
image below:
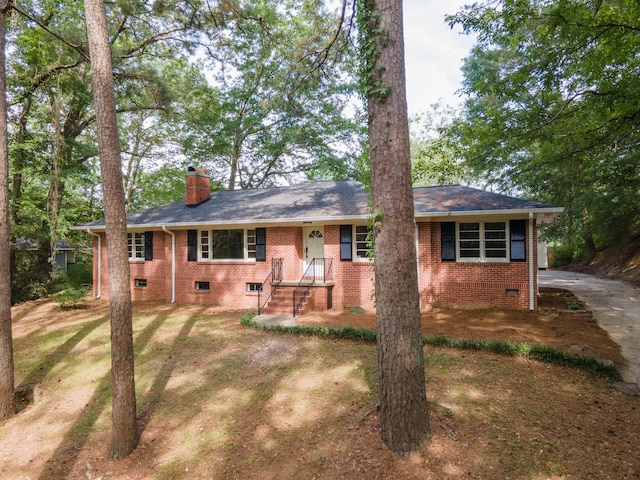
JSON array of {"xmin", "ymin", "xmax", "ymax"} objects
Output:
[
  {"xmin": 162, "ymin": 226, "xmax": 176, "ymax": 304},
  {"xmin": 529, "ymin": 212, "xmax": 535, "ymax": 311},
  {"xmin": 86, "ymin": 229, "xmax": 101, "ymax": 299}
]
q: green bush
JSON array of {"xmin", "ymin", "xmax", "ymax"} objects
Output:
[
  {"xmin": 551, "ymin": 242, "xmax": 585, "ymax": 267},
  {"xmin": 67, "ymin": 261, "xmax": 93, "ymax": 288},
  {"xmin": 53, "ymin": 286, "xmax": 87, "ymax": 310},
  {"xmin": 12, "ymin": 250, "xmax": 53, "ymax": 304}
]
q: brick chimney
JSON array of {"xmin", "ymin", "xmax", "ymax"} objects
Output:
[{"xmin": 185, "ymin": 167, "xmax": 211, "ymax": 207}]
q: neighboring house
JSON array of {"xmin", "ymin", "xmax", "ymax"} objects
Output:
[
  {"xmin": 53, "ymin": 239, "xmax": 86, "ymax": 271},
  {"xmin": 15, "ymin": 238, "xmax": 86, "ymax": 271},
  {"xmin": 74, "ymin": 167, "xmax": 563, "ymax": 314}
]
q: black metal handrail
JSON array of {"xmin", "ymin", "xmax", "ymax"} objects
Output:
[
  {"xmin": 258, "ymin": 258, "xmax": 283, "ymax": 314},
  {"xmin": 292, "ymin": 257, "xmax": 333, "ymax": 317}
]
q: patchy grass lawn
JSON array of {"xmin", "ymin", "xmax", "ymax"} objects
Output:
[{"xmin": 2, "ymin": 292, "xmax": 639, "ymax": 479}]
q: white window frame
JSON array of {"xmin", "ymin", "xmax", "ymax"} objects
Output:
[
  {"xmin": 127, "ymin": 232, "xmax": 145, "ymax": 261},
  {"xmin": 456, "ymin": 221, "xmax": 509, "ymax": 262},
  {"xmin": 353, "ymin": 225, "xmax": 374, "ymax": 262},
  {"xmin": 246, "ymin": 229, "xmax": 257, "ymax": 259},
  {"xmin": 198, "ymin": 228, "xmax": 257, "ymax": 262}
]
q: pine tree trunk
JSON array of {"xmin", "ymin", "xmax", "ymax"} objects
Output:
[
  {"xmin": 84, "ymin": 0, "xmax": 137, "ymax": 458},
  {"xmin": 0, "ymin": 1, "xmax": 15, "ymax": 422},
  {"xmin": 364, "ymin": 0, "xmax": 429, "ymax": 455}
]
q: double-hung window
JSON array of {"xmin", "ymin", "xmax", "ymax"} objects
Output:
[
  {"xmin": 354, "ymin": 225, "xmax": 373, "ymax": 261},
  {"xmin": 484, "ymin": 222, "xmax": 507, "ymax": 259},
  {"xmin": 246, "ymin": 230, "xmax": 257, "ymax": 259},
  {"xmin": 199, "ymin": 228, "xmax": 258, "ymax": 261},
  {"xmin": 457, "ymin": 222, "xmax": 507, "ymax": 262},
  {"xmin": 340, "ymin": 224, "xmax": 373, "ymax": 261},
  {"xmin": 128, "ymin": 233, "xmax": 145, "ymax": 260}
]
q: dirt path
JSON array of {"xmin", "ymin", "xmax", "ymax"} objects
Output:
[{"xmin": 539, "ymin": 269, "xmax": 640, "ymax": 387}]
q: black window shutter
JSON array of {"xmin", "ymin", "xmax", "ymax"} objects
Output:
[
  {"xmin": 144, "ymin": 231, "xmax": 154, "ymax": 261},
  {"xmin": 441, "ymin": 222, "xmax": 456, "ymax": 261},
  {"xmin": 187, "ymin": 230, "xmax": 198, "ymax": 262},
  {"xmin": 255, "ymin": 228, "xmax": 266, "ymax": 262},
  {"xmin": 510, "ymin": 220, "xmax": 526, "ymax": 262},
  {"xmin": 339, "ymin": 225, "xmax": 352, "ymax": 261}
]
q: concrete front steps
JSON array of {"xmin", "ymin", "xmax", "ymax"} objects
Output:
[{"xmin": 261, "ymin": 286, "xmax": 312, "ymax": 316}]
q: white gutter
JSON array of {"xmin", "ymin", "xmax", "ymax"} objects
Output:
[
  {"xmin": 529, "ymin": 212, "xmax": 535, "ymax": 311},
  {"xmin": 86, "ymin": 229, "xmax": 101, "ymax": 299},
  {"xmin": 162, "ymin": 226, "xmax": 176, "ymax": 303}
]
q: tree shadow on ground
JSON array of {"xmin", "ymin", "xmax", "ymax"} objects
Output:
[
  {"xmin": 137, "ymin": 309, "xmax": 201, "ymax": 436},
  {"xmin": 36, "ymin": 307, "xmax": 187, "ymax": 480},
  {"xmin": 14, "ymin": 314, "xmax": 110, "ymax": 414}
]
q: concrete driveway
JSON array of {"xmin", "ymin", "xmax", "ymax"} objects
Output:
[{"xmin": 539, "ymin": 270, "xmax": 640, "ymax": 388}]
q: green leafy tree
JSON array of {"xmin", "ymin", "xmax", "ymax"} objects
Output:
[
  {"xmin": 410, "ymin": 107, "xmax": 468, "ymax": 186},
  {"xmin": 5, "ymin": 0, "xmax": 200, "ymax": 298},
  {"xmin": 448, "ymin": 0, "xmax": 640, "ymax": 259},
  {"xmin": 177, "ymin": 0, "xmax": 363, "ymax": 189}
]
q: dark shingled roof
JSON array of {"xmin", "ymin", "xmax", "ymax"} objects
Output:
[{"xmin": 75, "ymin": 180, "xmax": 562, "ymax": 230}]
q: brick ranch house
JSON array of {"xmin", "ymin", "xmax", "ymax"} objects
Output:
[{"xmin": 75, "ymin": 168, "xmax": 563, "ymax": 315}]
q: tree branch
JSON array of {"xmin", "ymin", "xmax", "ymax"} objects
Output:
[
  {"xmin": 120, "ymin": 27, "xmax": 187, "ymax": 58},
  {"xmin": 10, "ymin": 61, "xmax": 83, "ymax": 108},
  {"xmin": 8, "ymin": 3, "xmax": 89, "ymax": 60}
]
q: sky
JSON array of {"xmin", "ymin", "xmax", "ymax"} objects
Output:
[{"xmin": 403, "ymin": 0, "xmax": 476, "ymax": 116}]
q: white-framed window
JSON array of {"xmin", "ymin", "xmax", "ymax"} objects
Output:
[
  {"xmin": 340, "ymin": 224, "xmax": 374, "ymax": 262},
  {"xmin": 484, "ymin": 222, "xmax": 508, "ymax": 259},
  {"xmin": 199, "ymin": 228, "xmax": 257, "ymax": 261},
  {"xmin": 127, "ymin": 233, "xmax": 145, "ymax": 260},
  {"xmin": 195, "ymin": 281, "xmax": 210, "ymax": 291},
  {"xmin": 134, "ymin": 278, "xmax": 147, "ymax": 288},
  {"xmin": 200, "ymin": 230, "xmax": 209, "ymax": 259},
  {"xmin": 246, "ymin": 282, "xmax": 262, "ymax": 292},
  {"xmin": 457, "ymin": 221, "xmax": 508, "ymax": 261},
  {"xmin": 246, "ymin": 229, "xmax": 257, "ymax": 259},
  {"xmin": 354, "ymin": 225, "xmax": 373, "ymax": 261}
]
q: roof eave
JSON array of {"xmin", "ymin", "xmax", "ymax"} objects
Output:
[
  {"xmin": 73, "ymin": 214, "xmax": 373, "ymax": 231},
  {"xmin": 74, "ymin": 207, "xmax": 564, "ymax": 232},
  {"xmin": 415, "ymin": 207, "xmax": 565, "ymax": 222}
]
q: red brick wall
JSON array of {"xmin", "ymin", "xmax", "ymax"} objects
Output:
[
  {"xmin": 94, "ymin": 227, "xmax": 307, "ymax": 308},
  {"xmin": 172, "ymin": 229, "xmax": 287, "ymax": 307},
  {"xmin": 130, "ymin": 232, "xmax": 169, "ymax": 302},
  {"xmin": 417, "ymin": 221, "xmax": 537, "ymax": 310},
  {"xmin": 185, "ymin": 169, "xmax": 211, "ymax": 206},
  {"xmin": 91, "ymin": 221, "xmax": 537, "ymax": 311},
  {"xmin": 92, "ymin": 235, "xmax": 105, "ymax": 299},
  {"xmin": 324, "ymin": 225, "xmax": 376, "ymax": 310},
  {"xmin": 265, "ymin": 226, "xmax": 304, "ymax": 280}
]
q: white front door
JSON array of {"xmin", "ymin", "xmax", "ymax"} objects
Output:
[{"xmin": 304, "ymin": 227, "xmax": 324, "ymax": 278}]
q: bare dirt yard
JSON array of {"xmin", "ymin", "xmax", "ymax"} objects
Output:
[{"xmin": 2, "ymin": 288, "xmax": 639, "ymax": 480}]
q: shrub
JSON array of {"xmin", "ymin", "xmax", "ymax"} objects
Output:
[
  {"xmin": 53, "ymin": 286, "xmax": 87, "ymax": 310},
  {"xmin": 240, "ymin": 314, "xmax": 621, "ymax": 380},
  {"xmin": 67, "ymin": 261, "xmax": 93, "ymax": 288},
  {"xmin": 12, "ymin": 250, "xmax": 53, "ymax": 304},
  {"xmin": 551, "ymin": 242, "xmax": 586, "ymax": 267}
]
